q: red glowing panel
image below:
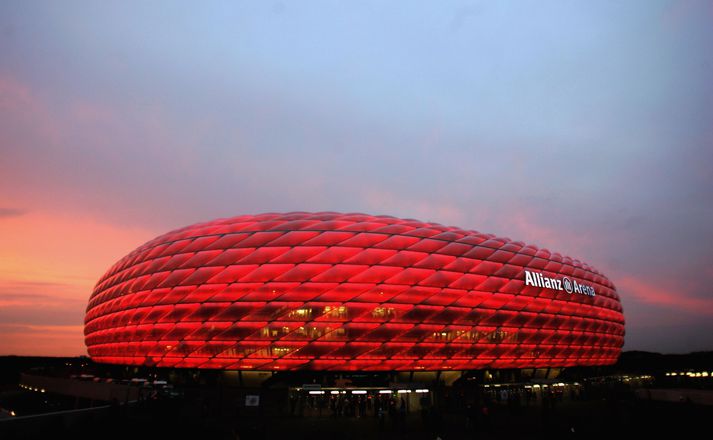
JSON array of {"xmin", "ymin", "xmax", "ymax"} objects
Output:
[{"xmin": 84, "ymin": 212, "xmax": 625, "ymax": 370}]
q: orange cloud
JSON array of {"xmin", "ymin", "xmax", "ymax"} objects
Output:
[
  {"xmin": 0, "ymin": 324, "xmax": 86, "ymax": 357},
  {"xmin": 0, "ymin": 208, "xmax": 157, "ymax": 355}
]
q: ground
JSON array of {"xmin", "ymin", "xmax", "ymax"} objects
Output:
[{"xmin": 3, "ymin": 392, "xmax": 710, "ymax": 440}]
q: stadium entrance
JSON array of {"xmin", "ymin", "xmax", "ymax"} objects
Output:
[{"xmin": 287, "ymin": 386, "xmax": 432, "ymax": 417}]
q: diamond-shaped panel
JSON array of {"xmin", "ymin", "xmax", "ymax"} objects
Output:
[{"xmin": 84, "ymin": 212, "xmax": 625, "ymax": 370}]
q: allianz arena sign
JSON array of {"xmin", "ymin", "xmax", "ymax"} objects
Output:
[{"xmin": 524, "ymin": 270, "xmax": 596, "ymax": 297}]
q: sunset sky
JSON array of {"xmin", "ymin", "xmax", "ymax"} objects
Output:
[{"xmin": 1, "ymin": 1, "xmax": 712, "ymax": 356}]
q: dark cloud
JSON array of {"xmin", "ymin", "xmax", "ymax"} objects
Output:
[
  {"xmin": 0, "ymin": 281, "xmax": 87, "ymax": 326},
  {"xmin": 0, "ymin": 207, "xmax": 24, "ymax": 218},
  {"xmin": 0, "ymin": 305, "xmax": 84, "ymax": 326}
]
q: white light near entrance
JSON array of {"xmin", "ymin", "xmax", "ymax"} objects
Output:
[
  {"xmin": 352, "ymin": 390, "xmax": 367, "ymax": 394},
  {"xmin": 308, "ymin": 391, "xmax": 324, "ymax": 395},
  {"xmin": 415, "ymin": 389, "xmax": 429, "ymax": 393},
  {"xmin": 379, "ymin": 390, "xmax": 392, "ymax": 394},
  {"xmin": 397, "ymin": 390, "xmax": 411, "ymax": 394},
  {"xmin": 330, "ymin": 391, "xmax": 340, "ymax": 395}
]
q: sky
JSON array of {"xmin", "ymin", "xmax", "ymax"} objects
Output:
[{"xmin": 1, "ymin": 1, "xmax": 712, "ymax": 356}]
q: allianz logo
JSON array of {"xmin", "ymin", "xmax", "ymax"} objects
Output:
[{"xmin": 524, "ymin": 270, "xmax": 596, "ymax": 297}]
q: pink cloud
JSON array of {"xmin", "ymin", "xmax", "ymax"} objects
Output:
[
  {"xmin": 499, "ymin": 210, "xmax": 596, "ymax": 257},
  {"xmin": 617, "ymin": 275, "xmax": 713, "ymax": 316},
  {"xmin": 661, "ymin": 0, "xmax": 713, "ymax": 30},
  {"xmin": 0, "ymin": 75, "xmax": 35, "ymax": 111},
  {"xmin": 361, "ymin": 187, "xmax": 467, "ymax": 227},
  {"xmin": 0, "ymin": 73, "xmax": 61, "ymax": 143}
]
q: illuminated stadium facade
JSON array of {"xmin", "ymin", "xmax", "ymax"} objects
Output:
[{"xmin": 84, "ymin": 212, "xmax": 625, "ymax": 371}]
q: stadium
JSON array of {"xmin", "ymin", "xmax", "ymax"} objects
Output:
[{"xmin": 84, "ymin": 211, "xmax": 625, "ymax": 371}]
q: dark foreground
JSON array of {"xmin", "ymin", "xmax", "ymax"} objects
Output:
[{"xmin": 2, "ymin": 394, "xmax": 711, "ymax": 440}]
